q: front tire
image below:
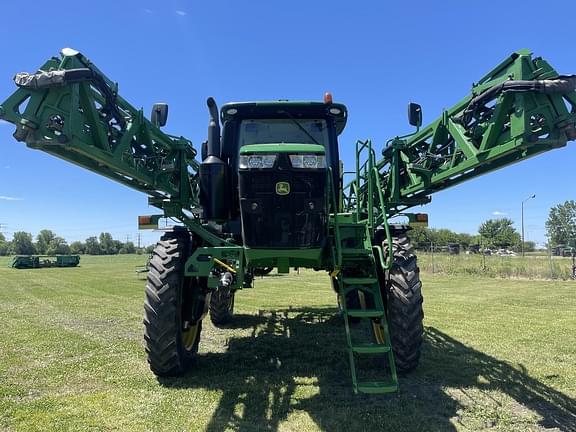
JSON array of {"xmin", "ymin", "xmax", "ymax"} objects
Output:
[
  {"xmin": 143, "ymin": 231, "xmax": 205, "ymax": 376},
  {"xmin": 383, "ymin": 233, "xmax": 424, "ymax": 373},
  {"xmin": 209, "ymin": 286, "xmax": 235, "ymax": 327}
]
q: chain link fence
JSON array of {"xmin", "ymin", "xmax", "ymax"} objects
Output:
[{"xmin": 417, "ymin": 247, "xmax": 576, "ymax": 280}]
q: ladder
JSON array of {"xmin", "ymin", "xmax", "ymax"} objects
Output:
[{"xmin": 332, "ymin": 219, "xmax": 398, "ymax": 394}]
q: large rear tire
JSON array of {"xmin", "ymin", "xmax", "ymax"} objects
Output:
[
  {"xmin": 383, "ymin": 232, "xmax": 424, "ymax": 373},
  {"xmin": 143, "ymin": 230, "xmax": 206, "ymax": 376}
]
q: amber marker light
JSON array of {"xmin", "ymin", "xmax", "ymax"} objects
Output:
[{"xmin": 138, "ymin": 215, "xmax": 151, "ymax": 225}]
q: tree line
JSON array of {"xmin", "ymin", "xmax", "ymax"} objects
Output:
[
  {"xmin": 409, "ymin": 220, "xmax": 536, "ymax": 252},
  {"xmin": 0, "ymin": 201, "xmax": 573, "ymax": 255},
  {"xmin": 0, "ymin": 230, "xmax": 153, "ymax": 256},
  {"xmin": 546, "ymin": 200, "xmax": 576, "ymax": 247},
  {"xmin": 410, "ymin": 199, "xmax": 576, "ymax": 251}
]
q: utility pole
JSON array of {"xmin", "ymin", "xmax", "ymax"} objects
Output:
[
  {"xmin": 138, "ymin": 232, "xmax": 141, "ymax": 249},
  {"xmin": 521, "ymin": 194, "xmax": 536, "ymax": 257}
]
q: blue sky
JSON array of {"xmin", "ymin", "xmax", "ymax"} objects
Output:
[{"xmin": 0, "ymin": 1, "xmax": 575, "ymax": 247}]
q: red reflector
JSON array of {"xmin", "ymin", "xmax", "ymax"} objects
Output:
[{"xmin": 416, "ymin": 213, "xmax": 428, "ymax": 222}]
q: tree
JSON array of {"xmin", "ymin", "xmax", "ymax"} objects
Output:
[
  {"xmin": 119, "ymin": 241, "xmax": 136, "ymax": 254},
  {"xmin": 522, "ymin": 241, "xmax": 536, "ymax": 253},
  {"xmin": 457, "ymin": 233, "xmax": 478, "ymax": 249},
  {"xmin": 410, "ymin": 226, "xmax": 480, "ymax": 251},
  {"xmin": 546, "ymin": 200, "xmax": 576, "ymax": 246},
  {"xmin": 85, "ymin": 236, "xmax": 101, "ymax": 255},
  {"xmin": 47, "ymin": 236, "xmax": 70, "ymax": 255},
  {"xmin": 99, "ymin": 232, "xmax": 116, "ymax": 255},
  {"xmin": 70, "ymin": 241, "xmax": 86, "ymax": 254},
  {"xmin": 112, "ymin": 240, "xmax": 123, "ymax": 254},
  {"xmin": 36, "ymin": 229, "xmax": 56, "ymax": 254},
  {"xmin": 409, "ymin": 226, "xmax": 430, "ymax": 250},
  {"xmin": 478, "ymin": 218, "xmax": 521, "ymax": 249},
  {"xmin": 11, "ymin": 231, "xmax": 36, "ymax": 255},
  {"xmin": 0, "ymin": 233, "xmax": 9, "ymax": 256}
]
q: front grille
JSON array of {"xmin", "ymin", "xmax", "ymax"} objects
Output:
[{"xmin": 239, "ymin": 168, "xmax": 327, "ymax": 248}]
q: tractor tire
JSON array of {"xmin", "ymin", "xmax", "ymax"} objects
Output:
[
  {"xmin": 209, "ymin": 286, "xmax": 235, "ymax": 327},
  {"xmin": 143, "ymin": 231, "xmax": 204, "ymax": 377},
  {"xmin": 254, "ymin": 267, "xmax": 274, "ymax": 276},
  {"xmin": 383, "ymin": 233, "xmax": 424, "ymax": 373}
]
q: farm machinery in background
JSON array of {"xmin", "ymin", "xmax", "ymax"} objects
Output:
[
  {"xmin": 11, "ymin": 254, "xmax": 80, "ymax": 269},
  {"xmin": 552, "ymin": 242, "xmax": 576, "ymax": 257},
  {"xmin": 2, "ymin": 48, "xmax": 575, "ymax": 394}
]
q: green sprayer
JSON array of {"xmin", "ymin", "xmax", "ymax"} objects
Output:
[
  {"xmin": 2, "ymin": 48, "xmax": 575, "ymax": 393},
  {"xmin": 11, "ymin": 254, "xmax": 80, "ymax": 269}
]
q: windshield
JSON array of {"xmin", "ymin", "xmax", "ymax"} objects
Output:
[{"xmin": 239, "ymin": 119, "xmax": 329, "ymax": 146}]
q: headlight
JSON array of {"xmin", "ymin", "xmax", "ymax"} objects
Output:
[
  {"xmin": 289, "ymin": 154, "xmax": 326, "ymax": 169},
  {"xmin": 239, "ymin": 154, "xmax": 277, "ymax": 169}
]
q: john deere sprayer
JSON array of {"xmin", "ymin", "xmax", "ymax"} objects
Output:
[{"xmin": 2, "ymin": 48, "xmax": 575, "ymax": 394}]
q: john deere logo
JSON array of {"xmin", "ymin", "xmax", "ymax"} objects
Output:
[{"xmin": 275, "ymin": 182, "xmax": 290, "ymax": 195}]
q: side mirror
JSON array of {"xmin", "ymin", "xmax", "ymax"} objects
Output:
[
  {"xmin": 151, "ymin": 103, "xmax": 169, "ymax": 127},
  {"xmin": 408, "ymin": 102, "xmax": 422, "ymax": 128}
]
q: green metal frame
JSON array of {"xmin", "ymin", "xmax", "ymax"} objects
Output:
[
  {"xmin": 0, "ymin": 49, "xmax": 199, "ymax": 218},
  {"xmin": 344, "ymin": 49, "xmax": 576, "ymax": 219}
]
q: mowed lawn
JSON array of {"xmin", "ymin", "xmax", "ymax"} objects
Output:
[{"xmin": 0, "ymin": 255, "xmax": 575, "ymax": 432}]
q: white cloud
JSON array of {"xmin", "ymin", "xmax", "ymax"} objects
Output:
[
  {"xmin": 175, "ymin": 10, "xmax": 187, "ymax": 16},
  {"xmin": 0, "ymin": 196, "xmax": 23, "ymax": 201},
  {"xmin": 492, "ymin": 211, "xmax": 507, "ymax": 216}
]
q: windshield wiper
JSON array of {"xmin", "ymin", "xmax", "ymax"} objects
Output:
[{"xmin": 278, "ymin": 110, "xmax": 321, "ymax": 146}]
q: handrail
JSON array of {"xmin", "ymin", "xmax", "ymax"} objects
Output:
[
  {"xmin": 341, "ymin": 140, "xmax": 394, "ymax": 269},
  {"xmin": 367, "ymin": 140, "xmax": 373, "ymax": 231},
  {"xmin": 372, "ymin": 166, "xmax": 393, "ymax": 270},
  {"xmin": 327, "ymin": 167, "xmax": 342, "ymax": 268}
]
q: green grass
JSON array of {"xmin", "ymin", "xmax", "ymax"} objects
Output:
[{"xmin": 0, "ymin": 255, "xmax": 575, "ymax": 431}]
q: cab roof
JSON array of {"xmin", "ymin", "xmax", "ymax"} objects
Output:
[{"xmin": 220, "ymin": 100, "xmax": 348, "ymax": 135}]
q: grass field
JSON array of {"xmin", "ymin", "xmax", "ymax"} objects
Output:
[{"xmin": 0, "ymin": 255, "xmax": 575, "ymax": 431}]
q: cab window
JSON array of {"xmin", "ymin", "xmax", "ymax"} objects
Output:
[{"xmin": 239, "ymin": 119, "xmax": 329, "ymax": 146}]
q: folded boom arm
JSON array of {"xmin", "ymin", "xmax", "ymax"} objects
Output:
[
  {"xmin": 344, "ymin": 50, "xmax": 576, "ymax": 225},
  {"xmin": 0, "ymin": 48, "xmax": 199, "ymax": 217}
]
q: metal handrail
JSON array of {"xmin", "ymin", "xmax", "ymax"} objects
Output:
[
  {"xmin": 372, "ymin": 166, "xmax": 393, "ymax": 270},
  {"xmin": 327, "ymin": 167, "xmax": 342, "ymax": 267}
]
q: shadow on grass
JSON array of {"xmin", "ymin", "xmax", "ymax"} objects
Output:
[{"xmin": 159, "ymin": 309, "xmax": 576, "ymax": 432}]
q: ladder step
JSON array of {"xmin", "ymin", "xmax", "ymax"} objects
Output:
[
  {"xmin": 351, "ymin": 343, "xmax": 391, "ymax": 354},
  {"xmin": 356, "ymin": 381, "xmax": 398, "ymax": 394},
  {"xmin": 342, "ymin": 277, "xmax": 378, "ymax": 285},
  {"xmin": 347, "ymin": 309, "xmax": 384, "ymax": 318}
]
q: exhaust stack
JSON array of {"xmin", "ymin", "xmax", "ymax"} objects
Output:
[{"xmin": 199, "ymin": 97, "xmax": 228, "ymax": 220}]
